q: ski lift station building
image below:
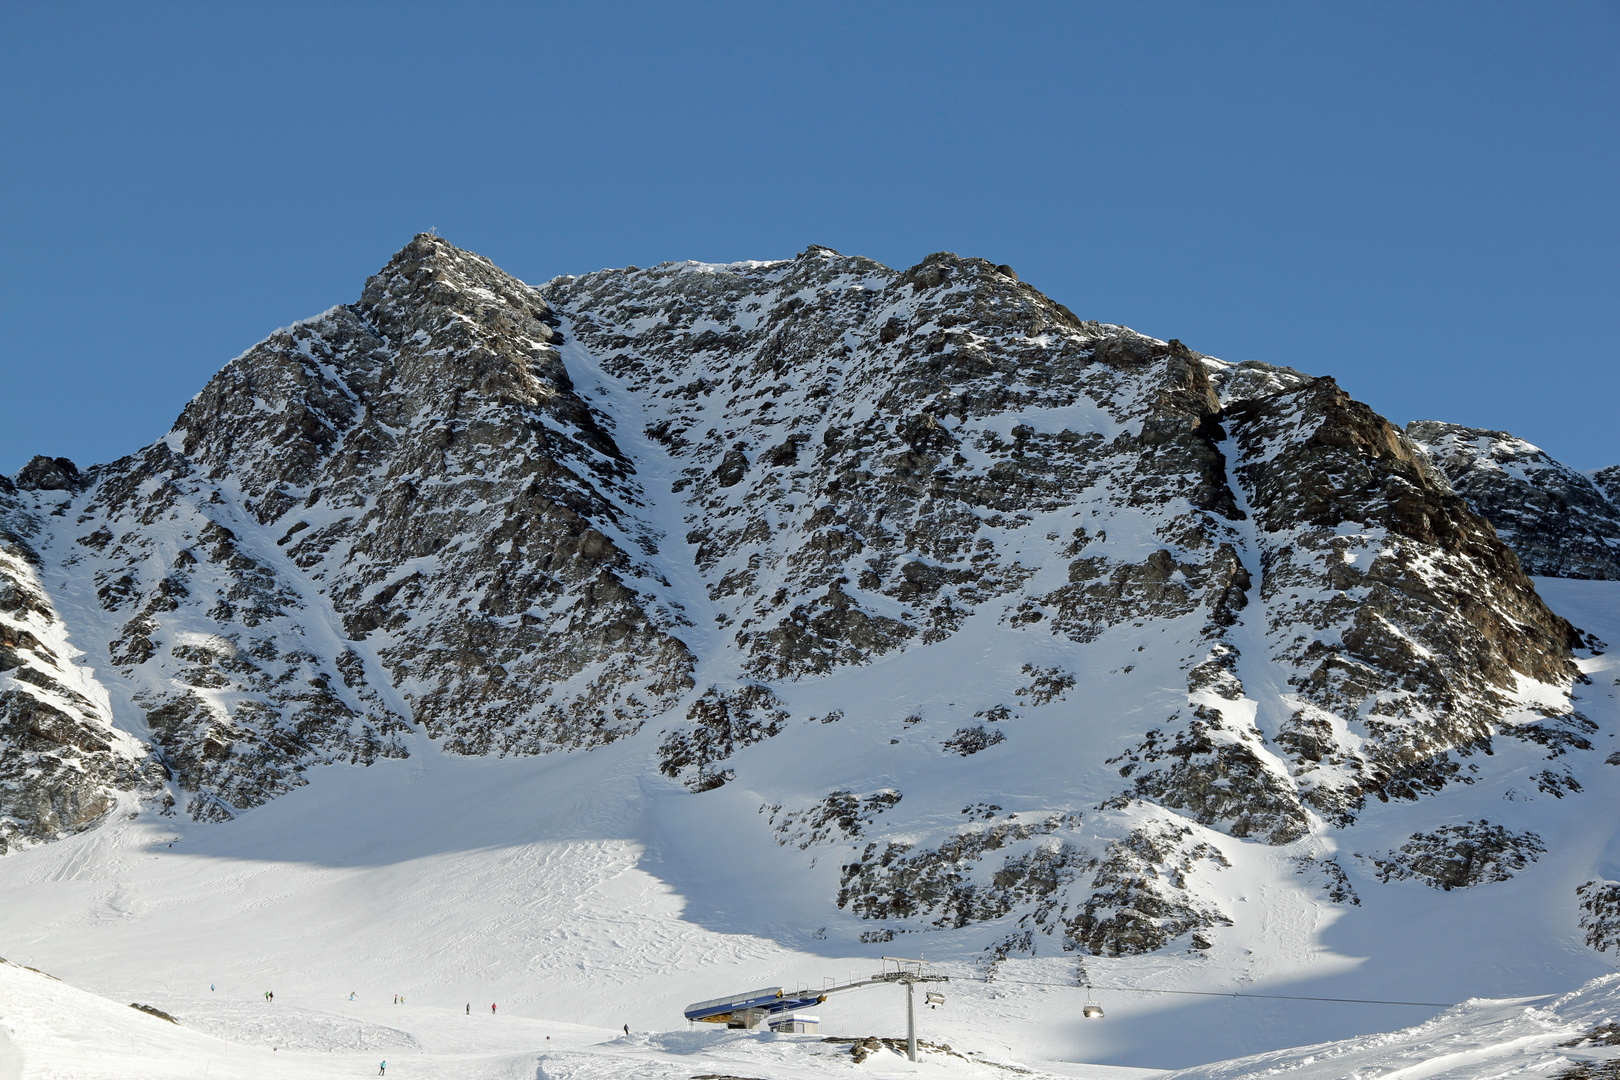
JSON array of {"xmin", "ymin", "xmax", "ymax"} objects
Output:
[
  {"xmin": 684, "ymin": 986, "xmax": 826, "ymax": 1032},
  {"xmin": 769, "ymin": 1014, "xmax": 821, "ymax": 1034},
  {"xmin": 685, "ymin": 960, "xmax": 953, "ymax": 1062}
]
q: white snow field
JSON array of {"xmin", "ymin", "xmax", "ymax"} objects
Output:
[
  {"xmin": 2, "ymin": 578, "xmax": 1618, "ymax": 1078},
  {"xmin": 1161, "ymin": 976, "xmax": 1620, "ymax": 1080}
]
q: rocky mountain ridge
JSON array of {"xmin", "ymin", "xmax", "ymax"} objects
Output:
[
  {"xmin": 1406, "ymin": 420, "xmax": 1620, "ymax": 580},
  {"xmin": 1, "ymin": 235, "xmax": 1612, "ymax": 962}
]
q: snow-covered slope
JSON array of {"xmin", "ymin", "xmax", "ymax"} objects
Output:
[
  {"xmin": 1164, "ymin": 973, "xmax": 1620, "ymax": 1080},
  {"xmin": 0, "ymin": 954, "xmax": 1171, "ymax": 1080},
  {"xmin": 2, "ymin": 647, "xmax": 1619, "ymax": 1076},
  {"xmin": 2, "ymin": 236, "xmax": 1618, "ymax": 1074}
]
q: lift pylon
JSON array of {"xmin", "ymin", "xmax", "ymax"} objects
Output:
[{"xmin": 871, "ymin": 957, "xmax": 949, "ymax": 1062}]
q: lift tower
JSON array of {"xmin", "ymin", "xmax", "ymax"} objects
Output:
[{"xmin": 871, "ymin": 957, "xmax": 949, "ymax": 1062}]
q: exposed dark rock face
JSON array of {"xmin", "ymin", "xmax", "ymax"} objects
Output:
[
  {"xmin": 1295, "ymin": 855, "xmax": 1359, "ymax": 906},
  {"xmin": 1016, "ymin": 664, "xmax": 1074, "ymax": 705},
  {"xmin": 12, "ymin": 237, "xmax": 700, "ymax": 822},
  {"xmin": 1407, "ymin": 421, "xmax": 1620, "ymax": 580},
  {"xmin": 551, "ymin": 248, "xmax": 1574, "ymax": 867},
  {"xmin": 128, "ymin": 1003, "xmax": 179, "ymax": 1024},
  {"xmin": 1366, "ymin": 821, "xmax": 1545, "ymax": 890},
  {"xmin": 0, "ymin": 497, "xmax": 166, "ymax": 852},
  {"xmin": 1560, "ymin": 1025, "xmax": 1620, "ymax": 1050},
  {"xmin": 1578, "ymin": 879, "xmax": 1620, "ymax": 954},
  {"xmin": 0, "ymin": 235, "xmax": 1600, "ymax": 960},
  {"xmin": 1065, "ymin": 822, "xmax": 1232, "ymax": 955},
  {"xmin": 940, "ymin": 725, "xmax": 1006, "ymax": 756},
  {"xmin": 767, "ymin": 788, "xmax": 902, "ymax": 849},
  {"xmin": 657, "ymin": 683, "xmax": 787, "ymax": 791},
  {"xmin": 1592, "ymin": 466, "xmax": 1620, "ymax": 507},
  {"xmin": 159, "ymin": 237, "xmax": 696, "ymax": 761},
  {"xmin": 835, "ymin": 812, "xmax": 1088, "ymax": 931},
  {"xmin": 1550, "ymin": 1058, "xmax": 1620, "ymax": 1079},
  {"xmin": 1204, "ymin": 358, "xmax": 1314, "ymax": 405},
  {"xmin": 14, "ymin": 456, "xmax": 84, "ymax": 492},
  {"xmin": 1217, "ymin": 383, "xmax": 1580, "ymax": 827},
  {"xmin": 548, "ymin": 247, "xmax": 1167, "ymax": 683},
  {"xmin": 1109, "ymin": 708, "xmax": 1313, "ymax": 847}
]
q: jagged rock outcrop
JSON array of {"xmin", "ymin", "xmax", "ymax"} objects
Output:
[
  {"xmin": 1214, "ymin": 382, "xmax": 1580, "ymax": 825},
  {"xmin": 1365, "ymin": 821, "xmax": 1546, "ymax": 890},
  {"xmin": 0, "ymin": 494, "xmax": 165, "ymax": 852},
  {"xmin": 835, "ymin": 812, "xmax": 1089, "ymax": 930},
  {"xmin": 1065, "ymin": 821, "xmax": 1233, "ymax": 955},
  {"xmin": 1578, "ymin": 880, "xmax": 1620, "ymax": 955},
  {"xmin": 658, "ymin": 683, "xmax": 787, "ymax": 791},
  {"xmin": 165, "ymin": 238, "xmax": 696, "ymax": 756},
  {"xmin": 1593, "ymin": 466, "xmax": 1620, "ymax": 507},
  {"xmin": 0, "ymin": 235, "xmax": 1600, "ymax": 961},
  {"xmin": 1406, "ymin": 421, "xmax": 1620, "ymax": 580},
  {"xmin": 767, "ymin": 788, "xmax": 902, "ymax": 850},
  {"xmin": 14, "ymin": 456, "xmax": 83, "ymax": 493}
]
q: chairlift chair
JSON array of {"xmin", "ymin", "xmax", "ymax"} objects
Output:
[{"xmin": 1082, "ymin": 988, "xmax": 1104, "ymax": 1019}]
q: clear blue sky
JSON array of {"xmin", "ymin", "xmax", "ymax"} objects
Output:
[{"xmin": 2, "ymin": 1, "xmax": 1615, "ymax": 474}]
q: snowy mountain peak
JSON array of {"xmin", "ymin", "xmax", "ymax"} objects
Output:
[{"xmin": 0, "ymin": 237, "xmax": 1609, "ymax": 988}]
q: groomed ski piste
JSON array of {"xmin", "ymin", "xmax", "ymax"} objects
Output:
[
  {"xmin": 12, "ymin": 955, "xmax": 1620, "ymax": 1080},
  {"xmin": 1, "ymin": 578, "xmax": 1617, "ymax": 1078}
]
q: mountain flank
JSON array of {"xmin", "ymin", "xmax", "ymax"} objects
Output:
[{"xmin": 2, "ymin": 234, "xmax": 1613, "ymax": 961}]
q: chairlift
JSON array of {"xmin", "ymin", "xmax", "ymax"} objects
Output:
[
  {"xmin": 1082, "ymin": 988, "xmax": 1104, "ymax": 1019},
  {"xmin": 925, "ymin": 991, "xmax": 946, "ymax": 1009}
]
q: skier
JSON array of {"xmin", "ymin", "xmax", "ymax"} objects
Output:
[
  {"xmin": 210, "ymin": 983, "xmax": 215, "ymax": 992},
  {"xmin": 623, "ymin": 1024, "xmax": 630, "ymax": 1036},
  {"xmin": 465, "ymin": 1003, "xmax": 470, "ymax": 1016},
  {"xmin": 491, "ymin": 1002, "xmax": 497, "ymax": 1014},
  {"xmin": 378, "ymin": 1061, "xmax": 386, "ymax": 1075},
  {"xmin": 350, "ymin": 991, "xmax": 357, "ymax": 1001}
]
